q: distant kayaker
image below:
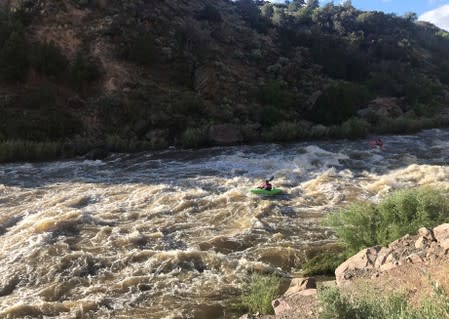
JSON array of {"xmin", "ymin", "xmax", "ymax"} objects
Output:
[
  {"xmin": 374, "ymin": 139, "xmax": 384, "ymax": 150},
  {"xmin": 258, "ymin": 179, "xmax": 272, "ymax": 191},
  {"xmin": 369, "ymin": 138, "xmax": 384, "ymax": 150}
]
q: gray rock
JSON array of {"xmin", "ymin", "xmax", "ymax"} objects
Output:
[{"xmin": 357, "ymin": 97, "xmax": 404, "ymax": 119}]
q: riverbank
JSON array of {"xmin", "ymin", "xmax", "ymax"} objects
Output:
[
  {"xmin": 3, "ymin": 114, "xmax": 449, "ymax": 163},
  {"xmin": 240, "ymin": 223, "xmax": 449, "ymax": 319}
]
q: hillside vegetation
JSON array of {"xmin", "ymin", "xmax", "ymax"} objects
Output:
[{"xmin": 1, "ymin": 0, "xmax": 449, "ymax": 161}]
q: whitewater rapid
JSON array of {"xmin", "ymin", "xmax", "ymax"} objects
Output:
[{"xmin": 1, "ymin": 129, "xmax": 449, "ymax": 318}]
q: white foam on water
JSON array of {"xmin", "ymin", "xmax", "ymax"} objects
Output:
[{"xmin": 2, "ymin": 129, "xmax": 449, "ymax": 317}]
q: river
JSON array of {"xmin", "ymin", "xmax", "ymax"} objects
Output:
[{"xmin": 1, "ymin": 129, "xmax": 449, "ymax": 318}]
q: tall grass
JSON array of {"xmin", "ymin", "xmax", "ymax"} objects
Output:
[
  {"xmin": 324, "ymin": 187, "xmax": 449, "ymax": 255},
  {"xmin": 318, "ymin": 284, "xmax": 449, "ymax": 319},
  {"xmin": 0, "ymin": 140, "xmax": 62, "ymax": 162},
  {"xmin": 241, "ymin": 273, "xmax": 281, "ymax": 314}
]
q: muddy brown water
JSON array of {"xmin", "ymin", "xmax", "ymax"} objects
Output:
[{"xmin": 1, "ymin": 129, "xmax": 449, "ymax": 318}]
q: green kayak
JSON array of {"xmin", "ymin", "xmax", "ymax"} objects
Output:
[{"xmin": 250, "ymin": 188, "xmax": 283, "ymax": 196}]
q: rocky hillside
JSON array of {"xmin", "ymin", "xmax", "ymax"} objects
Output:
[
  {"xmin": 2, "ymin": 0, "xmax": 449, "ymax": 160},
  {"xmin": 242, "ymin": 223, "xmax": 449, "ymax": 319}
]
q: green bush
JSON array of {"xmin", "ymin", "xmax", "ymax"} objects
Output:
[
  {"xmin": 236, "ymin": 0, "xmax": 270, "ymax": 33},
  {"xmin": 181, "ymin": 127, "xmax": 208, "ymax": 148},
  {"xmin": 70, "ymin": 52, "xmax": 102, "ymax": 89},
  {"xmin": 195, "ymin": 4, "xmax": 223, "ymax": 23},
  {"xmin": 308, "ymin": 82, "xmax": 370, "ymax": 125},
  {"xmin": 302, "ymin": 251, "xmax": 346, "ymax": 276},
  {"xmin": 318, "ymin": 286, "xmax": 407, "ymax": 319},
  {"xmin": 318, "ymin": 284, "xmax": 449, "ymax": 319},
  {"xmin": 0, "ymin": 140, "xmax": 62, "ymax": 163},
  {"xmin": 30, "ymin": 41, "xmax": 68, "ymax": 76},
  {"xmin": 402, "ymin": 74, "xmax": 443, "ymax": 106},
  {"xmin": 264, "ymin": 121, "xmax": 307, "ymax": 142},
  {"xmin": 258, "ymin": 81, "xmax": 294, "ymax": 110},
  {"xmin": 325, "ymin": 188, "xmax": 449, "ymax": 255},
  {"xmin": 126, "ymin": 33, "xmax": 160, "ymax": 66},
  {"xmin": 0, "ymin": 31, "xmax": 29, "ymax": 81},
  {"xmin": 241, "ymin": 273, "xmax": 281, "ymax": 315},
  {"xmin": 2, "ymin": 90, "xmax": 82, "ymax": 141},
  {"xmin": 340, "ymin": 118, "xmax": 370, "ymax": 139},
  {"xmin": 374, "ymin": 116, "xmax": 425, "ymax": 134},
  {"xmin": 104, "ymin": 135, "xmax": 149, "ymax": 153}
]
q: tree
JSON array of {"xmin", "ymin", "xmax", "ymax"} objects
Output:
[
  {"xmin": 288, "ymin": 0, "xmax": 305, "ymax": 12},
  {"xmin": 30, "ymin": 41, "xmax": 68, "ymax": 76},
  {"xmin": 196, "ymin": 4, "xmax": 223, "ymax": 23},
  {"xmin": 236, "ymin": 0, "xmax": 270, "ymax": 33},
  {"xmin": 306, "ymin": 0, "xmax": 319, "ymax": 9},
  {"xmin": 0, "ymin": 31, "xmax": 29, "ymax": 81},
  {"xmin": 236, "ymin": 0, "xmax": 260, "ymax": 19},
  {"xmin": 261, "ymin": 3, "xmax": 274, "ymax": 19},
  {"xmin": 341, "ymin": 0, "xmax": 352, "ymax": 9},
  {"xmin": 403, "ymin": 12, "xmax": 418, "ymax": 22}
]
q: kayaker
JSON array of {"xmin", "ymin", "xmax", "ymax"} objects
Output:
[
  {"xmin": 369, "ymin": 138, "xmax": 384, "ymax": 150},
  {"xmin": 375, "ymin": 139, "xmax": 384, "ymax": 150},
  {"xmin": 258, "ymin": 179, "xmax": 272, "ymax": 191}
]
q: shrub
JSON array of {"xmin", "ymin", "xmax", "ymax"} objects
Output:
[
  {"xmin": 340, "ymin": 118, "xmax": 370, "ymax": 139},
  {"xmin": 236, "ymin": 0, "xmax": 270, "ymax": 33},
  {"xmin": 104, "ymin": 135, "xmax": 147, "ymax": 153},
  {"xmin": 318, "ymin": 284, "xmax": 449, "ymax": 319},
  {"xmin": 318, "ymin": 286, "xmax": 408, "ymax": 319},
  {"xmin": 0, "ymin": 31, "xmax": 29, "ymax": 81},
  {"xmin": 126, "ymin": 33, "xmax": 160, "ymax": 66},
  {"xmin": 324, "ymin": 188, "xmax": 449, "ymax": 255},
  {"xmin": 181, "ymin": 127, "xmax": 208, "ymax": 148},
  {"xmin": 308, "ymin": 82, "xmax": 370, "ymax": 125},
  {"xmin": 29, "ymin": 41, "xmax": 68, "ymax": 76},
  {"xmin": 258, "ymin": 81, "xmax": 294, "ymax": 110},
  {"xmin": 264, "ymin": 121, "xmax": 307, "ymax": 142},
  {"xmin": 309, "ymin": 125, "xmax": 329, "ymax": 139},
  {"xmin": 241, "ymin": 273, "xmax": 281, "ymax": 315},
  {"xmin": 366, "ymin": 72, "xmax": 401, "ymax": 97},
  {"xmin": 0, "ymin": 140, "xmax": 62, "ymax": 163},
  {"xmin": 20, "ymin": 86, "xmax": 56, "ymax": 109},
  {"xmin": 402, "ymin": 74, "xmax": 443, "ymax": 106},
  {"xmin": 2, "ymin": 89, "xmax": 82, "ymax": 141},
  {"xmin": 374, "ymin": 116, "xmax": 422, "ymax": 134},
  {"xmin": 195, "ymin": 4, "xmax": 223, "ymax": 23},
  {"xmin": 70, "ymin": 52, "xmax": 102, "ymax": 89},
  {"xmin": 302, "ymin": 251, "xmax": 346, "ymax": 276}
]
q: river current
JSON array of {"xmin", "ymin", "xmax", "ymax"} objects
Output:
[{"xmin": 1, "ymin": 129, "xmax": 449, "ymax": 318}]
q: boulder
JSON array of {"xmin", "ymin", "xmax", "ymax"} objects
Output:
[
  {"xmin": 272, "ymin": 297, "xmax": 290, "ymax": 316},
  {"xmin": 209, "ymin": 124, "xmax": 243, "ymax": 145},
  {"xmin": 84, "ymin": 148, "xmax": 108, "ymax": 160},
  {"xmin": 415, "ymin": 237, "xmax": 427, "ymax": 249},
  {"xmin": 418, "ymin": 227, "xmax": 435, "ymax": 241},
  {"xmin": 357, "ymin": 97, "xmax": 404, "ymax": 119},
  {"xmin": 284, "ymin": 277, "xmax": 316, "ymax": 296},
  {"xmin": 433, "ymin": 224, "xmax": 449, "ymax": 246},
  {"xmin": 271, "ymin": 289, "xmax": 318, "ymax": 318},
  {"xmin": 335, "ymin": 247, "xmax": 381, "ymax": 286}
]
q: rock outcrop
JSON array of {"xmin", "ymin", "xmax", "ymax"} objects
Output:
[
  {"xmin": 336, "ymin": 225, "xmax": 449, "ymax": 287},
  {"xmin": 241, "ymin": 224, "xmax": 449, "ymax": 319}
]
